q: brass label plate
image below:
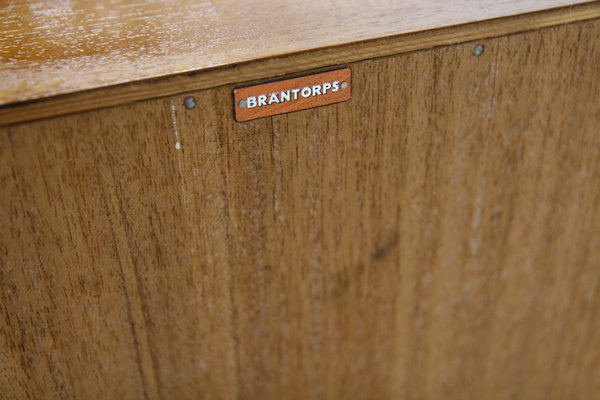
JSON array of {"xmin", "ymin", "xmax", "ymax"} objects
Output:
[{"xmin": 234, "ymin": 68, "xmax": 351, "ymax": 122}]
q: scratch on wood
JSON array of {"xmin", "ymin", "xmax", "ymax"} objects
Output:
[{"xmin": 170, "ymin": 101, "xmax": 181, "ymax": 150}]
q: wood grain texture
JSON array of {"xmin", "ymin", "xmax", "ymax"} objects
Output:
[
  {"xmin": 2, "ymin": 2, "xmax": 600, "ymax": 127},
  {"xmin": 0, "ymin": 0, "xmax": 592, "ymax": 104},
  {"xmin": 0, "ymin": 0, "xmax": 589, "ymax": 104},
  {"xmin": 2, "ymin": 18, "xmax": 600, "ymax": 399}
]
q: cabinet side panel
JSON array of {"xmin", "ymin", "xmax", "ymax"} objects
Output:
[{"xmin": 1, "ymin": 18, "xmax": 600, "ymax": 400}]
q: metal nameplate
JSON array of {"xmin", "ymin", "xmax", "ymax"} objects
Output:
[{"xmin": 233, "ymin": 68, "xmax": 351, "ymax": 122}]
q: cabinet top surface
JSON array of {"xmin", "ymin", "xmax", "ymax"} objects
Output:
[{"xmin": 0, "ymin": 0, "xmax": 594, "ymax": 106}]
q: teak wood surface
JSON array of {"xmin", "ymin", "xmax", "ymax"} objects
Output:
[
  {"xmin": 1, "ymin": 15, "xmax": 600, "ymax": 399},
  {"xmin": 2, "ymin": 1, "xmax": 600, "ymax": 126},
  {"xmin": 0, "ymin": 0, "xmax": 593, "ymax": 105}
]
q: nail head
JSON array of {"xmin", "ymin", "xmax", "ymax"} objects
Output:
[
  {"xmin": 183, "ymin": 96, "xmax": 196, "ymax": 109},
  {"xmin": 472, "ymin": 44, "xmax": 485, "ymax": 57}
]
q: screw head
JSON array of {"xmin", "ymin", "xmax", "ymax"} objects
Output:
[
  {"xmin": 341, "ymin": 81, "xmax": 349, "ymax": 90},
  {"xmin": 239, "ymin": 99, "xmax": 247, "ymax": 109},
  {"xmin": 183, "ymin": 96, "xmax": 196, "ymax": 109},
  {"xmin": 472, "ymin": 44, "xmax": 485, "ymax": 57}
]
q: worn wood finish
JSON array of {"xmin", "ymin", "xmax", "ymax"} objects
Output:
[
  {"xmin": 1, "ymin": 0, "xmax": 593, "ymax": 105},
  {"xmin": 2, "ymin": 18, "xmax": 600, "ymax": 400},
  {"xmin": 2, "ymin": 2, "xmax": 600, "ymax": 127}
]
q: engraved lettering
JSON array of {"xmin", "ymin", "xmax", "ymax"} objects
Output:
[
  {"xmin": 243, "ymin": 80, "xmax": 344, "ymax": 108},
  {"xmin": 268, "ymin": 92, "xmax": 280, "ymax": 105},
  {"xmin": 244, "ymin": 81, "xmax": 343, "ymax": 108},
  {"xmin": 234, "ymin": 69, "xmax": 351, "ymax": 121},
  {"xmin": 331, "ymin": 81, "xmax": 340, "ymax": 92}
]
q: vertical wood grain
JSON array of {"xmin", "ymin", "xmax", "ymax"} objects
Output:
[{"xmin": 1, "ymin": 19, "xmax": 600, "ymax": 399}]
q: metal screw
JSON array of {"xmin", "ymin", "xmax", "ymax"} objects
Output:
[
  {"xmin": 341, "ymin": 81, "xmax": 348, "ymax": 90},
  {"xmin": 183, "ymin": 96, "xmax": 196, "ymax": 109},
  {"xmin": 239, "ymin": 99, "xmax": 247, "ymax": 109},
  {"xmin": 472, "ymin": 44, "xmax": 485, "ymax": 57}
]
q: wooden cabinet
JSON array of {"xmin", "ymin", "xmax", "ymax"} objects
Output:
[{"xmin": 1, "ymin": 1, "xmax": 600, "ymax": 398}]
